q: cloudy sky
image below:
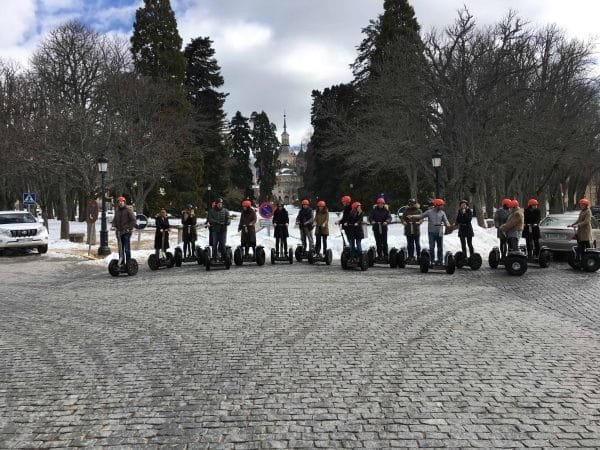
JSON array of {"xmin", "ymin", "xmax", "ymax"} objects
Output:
[{"xmin": 1, "ymin": 0, "xmax": 599, "ymax": 146}]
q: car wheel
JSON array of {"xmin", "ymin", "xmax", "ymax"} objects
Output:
[{"xmin": 38, "ymin": 245, "xmax": 48, "ymax": 254}]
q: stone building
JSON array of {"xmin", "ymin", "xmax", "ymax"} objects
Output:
[{"xmin": 272, "ymin": 114, "xmax": 305, "ymax": 204}]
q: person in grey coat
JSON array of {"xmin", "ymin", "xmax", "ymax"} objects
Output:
[
  {"xmin": 207, "ymin": 197, "xmax": 231, "ymax": 260},
  {"xmin": 405, "ymin": 198, "xmax": 450, "ymax": 264},
  {"xmin": 494, "ymin": 198, "xmax": 512, "ymax": 259}
]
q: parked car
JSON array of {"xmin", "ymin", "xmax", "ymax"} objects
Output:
[
  {"xmin": 0, "ymin": 211, "xmax": 49, "ymax": 254},
  {"xmin": 538, "ymin": 212, "xmax": 600, "ymax": 253}
]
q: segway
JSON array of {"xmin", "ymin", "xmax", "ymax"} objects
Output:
[
  {"xmin": 489, "ymin": 246, "xmax": 528, "ymax": 275},
  {"xmin": 519, "ymin": 243, "xmax": 551, "ymax": 268},
  {"xmin": 271, "ymin": 247, "xmax": 294, "ymax": 264},
  {"xmin": 366, "ymin": 223, "xmax": 398, "ymax": 268},
  {"xmin": 294, "ymin": 245, "xmax": 315, "ymax": 263},
  {"xmin": 148, "ymin": 231, "xmax": 174, "ymax": 270},
  {"xmin": 567, "ymin": 245, "xmax": 600, "ymax": 272},
  {"xmin": 174, "ymin": 224, "xmax": 199, "ymax": 267},
  {"xmin": 233, "ymin": 245, "xmax": 266, "ymax": 266},
  {"xmin": 309, "ymin": 248, "xmax": 333, "ymax": 265},
  {"xmin": 339, "ymin": 230, "xmax": 368, "ymax": 271},
  {"xmin": 454, "ymin": 251, "xmax": 483, "ymax": 271},
  {"xmin": 204, "ymin": 244, "xmax": 233, "ymax": 271},
  {"xmin": 395, "ymin": 247, "xmax": 421, "ymax": 269},
  {"xmin": 418, "ymin": 249, "xmax": 456, "ymax": 274},
  {"xmin": 108, "ymin": 230, "xmax": 138, "ymax": 276}
]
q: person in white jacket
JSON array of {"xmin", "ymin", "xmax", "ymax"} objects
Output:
[{"xmin": 405, "ymin": 198, "xmax": 450, "ymax": 264}]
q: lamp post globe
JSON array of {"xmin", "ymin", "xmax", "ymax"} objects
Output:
[
  {"xmin": 97, "ymin": 156, "xmax": 111, "ymax": 256},
  {"xmin": 431, "ymin": 151, "xmax": 442, "ymax": 199}
]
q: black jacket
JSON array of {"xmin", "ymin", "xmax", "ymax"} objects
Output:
[
  {"xmin": 522, "ymin": 207, "xmax": 541, "ymax": 238},
  {"xmin": 456, "ymin": 208, "xmax": 474, "ymax": 238},
  {"xmin": 272, "ymin": 208, "xmax": 289, "ymax": 238},
  {"xmin": 154, "ymin": 216, "xmax": 170, "ymax": 250},
  {"xmin": 346, "ymin": 211, "xmax": 364, "ymax": 240}
]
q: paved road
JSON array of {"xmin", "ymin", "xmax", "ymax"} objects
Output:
[{"xmin": 1, "ymin": 253, "xmax": 599, "ymax": 448}]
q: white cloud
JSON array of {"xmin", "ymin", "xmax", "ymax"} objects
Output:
[
  {"xmin": 40, "ymin": 0, "xmax": 82, "ymax": 12},
  {"xmin": 219, "ymin": 21, "xmax": 272, "ymax": 53},
  {"xmin": 0, "ymin": 1, "xmax": 36, "ymax": 47}
]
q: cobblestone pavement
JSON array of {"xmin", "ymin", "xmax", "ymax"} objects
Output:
[{"xmin": 1, "ymin": 254, "xmax": 599, "ymax": 449}]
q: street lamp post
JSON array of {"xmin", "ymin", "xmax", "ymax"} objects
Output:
[
  {"xmin": 431, "ymin": 151, "xmax": 442, "ymax": 198},
  {"xmin": 206, "ymin": 184, "xmax": 211, "ymax": 212},
  {"xmin": 97, "ymin": 156, "xmax": 111, "ymax": 256}
]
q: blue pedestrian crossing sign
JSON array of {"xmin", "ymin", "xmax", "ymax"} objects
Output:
[{"xmin": 22, "ymin": 192, "xmax": 37, "ymax": 205}]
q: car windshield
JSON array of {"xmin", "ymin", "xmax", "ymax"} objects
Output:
[
  {"xmin": 0, "ymin": 213, "xmax": 38, "ymax": 224},
  {"xmin": 540, "ymin": 215, "xmax": 577, "ymax": 227}
]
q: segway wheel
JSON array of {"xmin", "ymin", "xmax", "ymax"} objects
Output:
[
  {"xmin": 359, "ymin": 252, "xmax": 368, "ymax": 271},
  {"xmin": 367, "ymin": 247, "xmax": 375, "ymax": 267},
  {"xmin": 538, "ymin": 250, "xmax": 550, "ymax": 268},
  {"xmin": 224, "ymin": 251, "xmax": 232, "ymax": 270},
  {"xmin": 205, "ymin": 257, "xmax": 211, "ymax": 271},
  {"xmin": 419, "ymin": 250, "xmax": 430, "ymax": 273},
  {"xmin": 397, "ymin": 248, "xmax": 406, "ymax": 269},
  {"xmin": 234, "ymin": 247, "xmax": 243, "ymax": 266},
  {"xmin": 126, "ymin": 259, "xmax": 139, "ymax": 276},
  {"xmin": 308, "ymin": 250, "xmax": 315, "ymax": 264},
  {"xmin": 196, "ymin": 246, "xmax": 205, "ymax": 265},
  {"xmin": 148, "ymin": 254, "xmax": 159, "ymax": 271},
  {"xmin": 506, "ymin": 254, "xmax": 527, "ymax": 276},
  {"xmin": 582, "ymin": 253, "xmax": 600, "ymax": 272},
  {"xmin": 445, "ymin": 252, "xmax": 456, "ymax": 275},
  {"xmin": 389, "ymin": 248, "xmax": 398, "ymax": 268},
  {"xmin": 270, "ymin": 248, "xmax": 276, "ymax": 265},
  {"xmin": 326, "ymin": 249, "xmax": 333, "ymax": 266},
  {"xmin": 295, "ymin": 246, "xmax": 303, "ymax": 262},
  {"xmin": 488, "ymin": 248, "xmax": 500, "ymax": 269},
  {"xmin": 469, "ymin": 253, "xmax": 483, "ymax": 271},
  {"xmin": 341, "ymin": 249, "xmax": 349, "ymax": 270},
  {"xmin": 166, "ymin": 252, "xmax": 175, "ymax": 268},
  {"xmin": 108, "ymin": 259, "xmax": 120, "ymax": 277},
  {"xmin": 256, "ymin": 246, "xmax": 266, "ymax": 266},
  {"xmin": 174, "ymin": 247, "xmax": 183, "ymax": 267},
  {"xmin": 455, "ymin": 251, "xmax": 465, "ymax": 268},
  {"xmin": 288, "ymin": 248, "xmax": 294, "ymax": 264},
  {"xmin": 567, "ymin": 249, "xmax": 580, "ymax": 270}
]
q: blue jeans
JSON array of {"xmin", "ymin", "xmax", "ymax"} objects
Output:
[
  {"xmin": 349, "ymin": 238, "xmax": 362, "ymax": 255},
  {"xmin": 406, "ymin": 235, "xmax": 421, "ymax": 258},
  {"xmin": 211, "ymin": 230, "xmax": 227, "ymax": 260},
  {"xmin": 428, "ymin": 232, "xmax": 443, "ymax": 262},
  {"xmin": 120, "ymin": 231, "xmax": 131, "ymax": 263}
]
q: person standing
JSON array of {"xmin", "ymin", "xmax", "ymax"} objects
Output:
[
  {"xmin": 345, "ymin": 201, "xmax": 365, "ymax": 255},
  {"xmin": 272, "ymin": 202, "xmax": 289, "ymax": 256},
  {"xmin": 402, "ymin": 199, "xmax": 422, "ymax": 262},
  {"xmin": 335, "ymin": 195, "xmax": 352, "ymax": 236},
  {"xmin": 296, "ymin": 199, "xmax": 315, "ymax": 252},
  {"xmin": 207, "ymin": 197, "xmax": 230, "ymax": 260},
  {"xmin": 368, "ymin": 197, "xmax": 392, "ymax": 259},
  {"xmin": 154, "ymin": 208, "xmax": 171, "ymax": 258},
  {"xmin": 456, "ymin": 200, "xmax": 475, "ymax": 259},
  {"xmin": 238, "ymin": 200, "xmax": 257, "ymax": 257},
  {"xmin": 494, "ymin": 198, "xmax": 512, "ymax": 259},
  {"xmin": 314, "ymin": 200, "xmax": 329, "ymax": 256},
  {"xmin": 111, "ymin": 196, "xmax": 136, "ymax": 264},
  {"xmin": 500, "ymin": 200, "xmax": 524, "ymax": 252},
  {"xmin": 405, "ymin": 198, "xmax": 450, "ymax": 264},
  {"xmin": 523, "ymin": 198, "xmax": 541, "ymax": 257},
  {"xmin": 181, "ymin": 205, "xmax": 197, "ymax": 259},
  {"xmin": 570, "ymin": 198, "xmax": 593, "ymax": 260}
]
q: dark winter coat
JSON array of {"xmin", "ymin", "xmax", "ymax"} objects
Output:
[
  {"xmin": 111, "ymin": 205, "xmax": 136, "ymax": 233},
  {"xmin": 272, "ymin": 207, "xmax": 289, "ymax": 238},
  {"xmin": 238, "ymin": 208, "xmax": 257, "ymax": 245},
  {"xmin": 493, "ymin": 207, "xmax": 510, "ymax": 239},
  {"xmin": 154, "ymin": 216, "xmax": 170, "ymax": 250},
  {"xmin": 456, "ymin": 208, "xmax": 474, "ymax": 238},
  {"xmin": 207, "ymin": 206, "xmax": 230, "ymax": 233},
  {"xmin": 402, "ymin": 206, "xmax": 422, "ymax": 236},
  {"xmin": 296, "ymin": 206, "xmax": 314, "ymax": 229},
  {"xmin": 346, "ymin": 211, "xmax": 364, "ymax": 240},
  {"xmin": 522, "ymin": 207, "xmax": 541, "ymax": 239},
  {"xmin": 340, "ymin": 204, "xmax": 352, "ymax": 231},
  {"xmin": 368, "ymin": 206, "xmax": 392, "ymax": 228},
  {"xmin": 181, "ymin": 213, "xmax": 197, "ymax": 242},
  {"xmin": 315, "ymin": 208, "xmax": 329, "ymax": 236}
]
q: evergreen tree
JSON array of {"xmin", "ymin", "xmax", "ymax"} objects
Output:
[
  {"xmin": 130, "ymin": 0, "xmax": 186, "ymax": 84},
  {"xmin": 183, "ymin": 36, "xmax": 230, "ymax": 200},
  {"xmin": 229, "ymin": 111, "xmax": 254, "ymax": 199},
  {"xmin": 250, "ymin": 111, "xmax": 279, "ymax": 201}
]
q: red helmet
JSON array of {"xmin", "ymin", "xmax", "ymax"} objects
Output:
[
  {"xmin": 432, "ymin": 198, "xmax": 445, "ymax": 207},
  {"xmin": 376, "ymin": 197, "xmax": 385, "ymax": 205},
  {"xmin": 341, "ymin": 195, "xmax": 351, "ymax": 204},
  {"xmin": 501, "ymin": 198, "xmax": 512, "ymax": 208},
  {"xmin": 241, "ymin": 200, "xmax": 252, "ymax": 208},
  {"xmin": 117, "ymin": 196, "xmax": 126, "ymax": 203},
  {"xmin": 301, "ymin": 199, "xmax": 310, "ymax": 206},
  {"xmin": 511, "ymin": 200, "xmax": 519, "ymax": 208},
  {"xmin": 317, "ymin": 200, "xmax": 326, "ymax": 207},
  {"xmin": 351, "ymin": 201, "xmax": 361, "ymax": 209},
  {"xmin": 527, "ymin": 198, "xmax": 538, "ymax": 207},
  {"xmin": 579, "ymin": 198, "xmax": 590, "ymax": 206}
]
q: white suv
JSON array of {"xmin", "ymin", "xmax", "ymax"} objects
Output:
[{"xmin": 0, "ymin": 211, "xmax": 49, "ymax": 254}]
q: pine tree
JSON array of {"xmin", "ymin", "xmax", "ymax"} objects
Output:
[
  {"xmin": 130, "ymin": 0, "xmax": 186, "ymax": 84},
  {"xmin": 250, "ymin": 111, "xmax": 279, "ymax": 201},
  {"xmin": 229, "ymin": 111, "xmax": 254, "ymax": 199},
  {"xmin": 183, "ymin": 36, "xmax": 230, "ymax": 200}
]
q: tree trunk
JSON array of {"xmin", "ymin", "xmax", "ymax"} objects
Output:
[{"xmin": 59, "ymin": 180, "xmax": 70, "ymax": 239}]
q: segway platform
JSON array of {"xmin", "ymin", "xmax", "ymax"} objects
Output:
[
  {"xmin": 234, "ymin": 245, "xmax": 266, "ymax": 266},
  {"xmin": 270, "ymin": 248, "xmax": 294, "ymax": 264},
  {"xmin": 418, "ymin": 249, "xmax": 456, "ymax": 274},
  {"xmin": 518, "ymin": 245, "xmax": 551, "ymax": 268},
  {"xmin": 340, "ymin": 248, "xmax": 368, "ymax": 271},
  {"xmin": 489, "ymin": 247, "xmax": 528, "ymax": 275},
  {"xmin": 454, "ymin": 251, "xmax": 483, "ymax": 271},
  {"xmin": 108, "ymin": 230, "xmax": 138, "ymax": 277},
  {"xmin": 309, "ymin": 249, "xmax": 333, "ymax": 265},
  {"xmin": 204, "ymin": 246, "xmax": 233, "ymax": 271},
  {"xmin": 294, "ymin": 245, "xmax": 315, "ymax": 263},
  {"xmin": 366, "ymin": 246, "xmax": 399, "ymax": 268},
  {"xmin": 567, "ymin": 246, "xmax": 600, "ymax": 272},
  {"xmin": 395, "ymin": 248, "xmax": 420, "ymax": 269},
  {"xmin": 148, "ymin": 233, "xmax": 174, "ymax": 271}
]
